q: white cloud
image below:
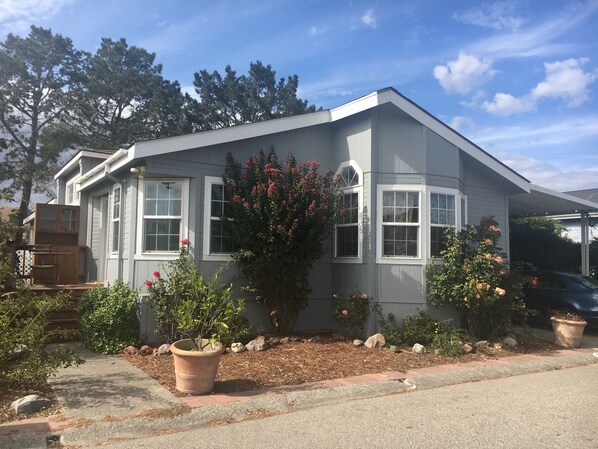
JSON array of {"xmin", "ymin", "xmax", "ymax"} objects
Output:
[
  {"xmin": 449, "ymin": 116, "xmax": 476, "ymax": 133},
  {"xmin": 308, "ymin": 26, "xmax": 327, "ymax": 37},
  {"xmin": 0, "ymin": 0, "xmax": 73, "ymax": 35},
  {"xmin": 361, "ymin": 9, "xmax": 376, "ymax": 29},
  {"xmin": 454, "ymin": 1, "xmax": 524, "ymax": 31},
  {"xmin": 531, "ymin": 58, "xmax": 598, "ymax": 107},
  {"xmin": 483, "ymin": 93, "xmax": 535, "ymax": 115},
  {"xmin": 433, "ymin": 52, "xmax": 497, "ymax": 95},
  {"xmin": 466, "ymin": 1, "xmax": 598, "ymax": 59}
]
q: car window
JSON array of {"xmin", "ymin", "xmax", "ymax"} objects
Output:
[{"xmin": 535, "ymin": 273, "xmax": 565, "ymax": 290}]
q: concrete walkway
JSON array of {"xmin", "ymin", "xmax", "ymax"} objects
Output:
[{"xmin": 2, "ymin": 330, "xmax": 598, "ymax": 448}]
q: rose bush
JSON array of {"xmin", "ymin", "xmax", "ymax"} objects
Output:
[{"xmin": 332, "ymin": 291, "xmax": 372, "ymax": 338}]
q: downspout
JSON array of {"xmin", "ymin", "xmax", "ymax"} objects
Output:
[
  {"xmin": 104, "ymin": 166, "xmax": 125, "ymax": 281},
  {"xmin": 581, "ymin": 211, "xmax": 590, "ymax": 276}
]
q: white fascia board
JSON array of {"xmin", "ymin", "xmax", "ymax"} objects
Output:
[
  {"xmin": 329, "ymin": 91, "xmax": 379, "ymax": 121},
  {"xmin": 54, "ymin": 150, "xmax": 113, "ymax": 180},
  {"xmin": 77, "ymin": 149, "xmax": 130, "ymax": 191},
  {"xmin": 134, "ymin": 111, "xmax": 332, "ymax": 159},
  {"xmin": 532, "ymin": 184, "xmax": 598, "ymax": 212}
]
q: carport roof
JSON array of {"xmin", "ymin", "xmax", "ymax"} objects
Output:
[{"xmin": 510, "ymin": 184, "xmax": 598, "ymax": 217}]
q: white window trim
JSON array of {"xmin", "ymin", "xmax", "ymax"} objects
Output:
[
  {"xmin": 202, "ymin": 176, "xmax": 233, "ymax": 262},
  {"xmin": 334, "ymin": 160, "xmax": 363, "ymax": 264},
  {"xmin": 377, "ymin": 184, "xmax": 424, "ymax": 265},
  {"xmin": 135, "ymin": 178, "xmax": 189, "ymax": 260},
  {"xmin": 65, "ymin": 177, "xmax": 79, "ymax": 205},
  {"xmin": 110, "ymin": 185, "xmax": 121, "ymax": 255},
  {"xmin": 428, "ymin": 187, "xmax": 466, "ymax": 260}
]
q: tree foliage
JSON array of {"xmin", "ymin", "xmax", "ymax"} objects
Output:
[
  {"xmin": 189, "ymin": 61, "xmax": 317, "ymax": 131},
  {"xmin": 224, "ymin": 150, "xmax": 338, "ymax": 334},
  {"xmin": 0, "ymin": 26, "xmax": 85, "ymax": 233}
]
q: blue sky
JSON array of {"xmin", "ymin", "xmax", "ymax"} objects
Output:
[{"xmin": 1, "ymin": 0, "xmax": 598, "ymax": 192}]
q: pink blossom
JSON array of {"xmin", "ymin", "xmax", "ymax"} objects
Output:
[
  {"xmin": 495, "ymin": 256, "xmax": 503, "ymax": 264},
  {"xmin": 180, "ymin": 239, "xmax": 189, "ymax": 246},
  {"xmin": 145, "ymin": 280, "xmax": 152, "ymax": 287},
  {"xmin": 342, "ymin": 309, "xmax": 348, "ymax": 316},
  {"xmin": 495, "ymin": 287, "xmax": 506, "ymax": 296},
  {"xmin": 361, "ymin": 293, "xmax": 368, "ymax": 300},
  {"xmin": 476, "ymin": 283, "xmax": 483, "ymax": 290},
  {"xmin": 485, "ymin": 239, "xmax": 492, "ymax": 244},
  {"xmin": 153, "ymin": 271, "xmax": 160, "ymax": 278}
]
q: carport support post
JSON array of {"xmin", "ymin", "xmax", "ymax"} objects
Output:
[{"xmin": 581, "ymin": 211, "xmax": 590, "ymax": 276}]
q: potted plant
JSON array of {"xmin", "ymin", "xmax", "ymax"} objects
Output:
[
  {"xmin": 550, "ymin": 309, "xmax": 587, "ymax": 348},
  {"xmin": 146, "ymin": 241, "xmax": 245, "ymax": 395}
]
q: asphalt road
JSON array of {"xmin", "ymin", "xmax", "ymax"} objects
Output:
[{"xmin": 105, "ymin": 364, "xmax": 598, "ymax": 449}]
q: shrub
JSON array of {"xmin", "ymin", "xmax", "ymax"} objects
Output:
[
  {"xmin": 0, "ymin": 290, "xmax": 82, "ymax": 387},
  {"xmin": 332, "ymin": 291, "xmax": 372, "ymax": 338},
  {"xmin": 428, "ymin": 218, "xmax": 531, "ymax": 339},
  {"xmin": 146, "ymin": 241, "xmax": 252, "ymax": 346},
  {"xmin": 430, "ymin": 325, "xmax": 469, "ymax": 356},
  {"xmin": 78, "ymin": 281, "xmax": 140, "ymax": 354},
  {"xmin": 224, "ymin": 149, "xmax": 339, "ymax": 334}
]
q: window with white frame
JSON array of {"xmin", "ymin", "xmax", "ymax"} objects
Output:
[
  {"xmin": 65, "ymin": 179, "xmax": 78, "ymax": 205},
  {"xmin": 204, "ymin": 177, "xmax": 234, "ymax": 256},
  {"xmin": 430, "ymin": 192, "xmax": 455, "ymax": 258},
  {"xmin": 142, "ymin": 181, "xmax": 183, "ymax": 252},
  {"xmin": 335, "ymin": 163, "xmax": 362, "ymax": 259},
  {"xmin": 381, "ymin": 190, "xmax": 420, "ymax": 257},
  {"xmin": 111, "ymin": 186, "xmax": 121, "ymax": 253}
]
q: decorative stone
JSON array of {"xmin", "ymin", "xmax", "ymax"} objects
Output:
[
  {"xmin": 268, "ymin": 337, "xmax": 281, "ymax": 346},
  {"xmin": 231, "ymin": 342, "xmax": 246, "ymax": 353},
  {"xmin": 122, "ymin": 345, "xmax": 139, "ymax": 356},
  {"xmin": 365, "ymin": 333, "xmax": 386, "ymax": 349},
  {"xmin": 280, "ymin": 337, "xmax": 290, "ymax": 344},
  {"xmin": 503, "ymin": 337, "xmax": 518, "ymax": 347},
  {"xmin": 462, "ymin": 343, "xmax": 474, "ymax": 354},
  {"xmin": 493, "ymin": 342, "xmax": 503, "ymax": 350},
  {"xmin": 157, "ymin": 343, "xmax": 171, "ymax": 356},
  {"xmin": 412, "ymin": 343, "xmax": 427, "ymax": 354},
  {"xmin": 11, "ymin": 395, "xmax": 51, "ymax": 415},
  {"xmin": 353, "ymin": 339, "xmax": 364, "ymax": 347},
  {"xmin": 388, "ymin": 345, "xmax": 401, "ymax": 353},
  {"xmin": 139, "ymin": 345, "xmax": 153, "ymax": 356},
  {"xmin": 246, "ymin": 336, "xmax": 269, "ymax": 351},
  {"xmin": 475, "ymin": 340, "xmax": 489, "ymax": 349},
  {"xmin": 308, "ymin": 336, "xmax": 321, "ymax": 343},
  {"xmin": 290, "ymin": 336, "xmax": 303, "ymax": 342}
]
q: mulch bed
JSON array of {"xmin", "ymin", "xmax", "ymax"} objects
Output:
[
  {"xmin": 0, "ymin": 382, "xmax": 62, "ymax": 424},
  {"xmin": 124, "ymin": 333, "xmax": 559, "ymax": 396}
]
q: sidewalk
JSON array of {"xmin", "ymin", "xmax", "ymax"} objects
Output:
[{"xmin": 2, "ymin": 330, "xmax": 597, "ymax": 448}]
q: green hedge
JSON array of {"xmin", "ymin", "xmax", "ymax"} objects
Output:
[{"xmin": 78, "ymin": 281, "xmax": 140, "ymax": 354}]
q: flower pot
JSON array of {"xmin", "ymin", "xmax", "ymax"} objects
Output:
[
  {"xmin": 550, "ymin": 317, "xmax": 587, "ymax": 348},
  {"xmin": 171, "ymin": 339, "xmax": 225, "ymax": 394}
]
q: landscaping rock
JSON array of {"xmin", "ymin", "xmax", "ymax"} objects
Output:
[
  {"xmin": 353, "ymin": 339, "xmax": 364, "ymax": 347},
  {"xmin": 11, "ymin": 395, "xmax": 51, "ymax": 415},
  {"xmin": 246, "ymin": 336, "xmax": 269, "ymax": 351},
  {"xmin": 475, "ymin": 340, "xmax": 489, "ymax": 349},
  {"xmin": 365, "ymin": 333, "xmax": 385, "ymax": 348},
  {"xmin": 122, "ymin": 345, "xmax": 139, "ymax": 356},
  {"xmin": 388, "ymin": 345, "xmax": 401, "ymax": 353},
  {"xmin": 280, "ymin": 337, "xmax": 290, "ymax": 344},
  {"xmin": 157, "ymin": 343, "xmax": 171, "ymax": 356},
  {"xmin": 503, "ymin": 337, "xmax": 518, "ymax": 347},
  {"xmin": 139, "ymin": 345, "xmax": 153, "ymax": 356},
  {"xmin": 268, "ymin": 337, "xmax": 281, "ymax": 346},
  {"xmin": 412, "ymin": 343, "xmax": 427, "ymax": 354},
  {"xmin": 231, "ymin": 342, "xmax": 246, "ymax": 353},
  {"xmin": 462, "ymin": 343, "xmax": 474, "ymax": 354},
  {"xmin": 289, "ymin": 336, "xmax": 303, "ymax": 342},
  {"xmin": 493, "ymin": 342, "xmax": 503, "ymax": 350},
  {"xmin": 308, "ymin": 336, "xmax": 321, "ymax": 343}
]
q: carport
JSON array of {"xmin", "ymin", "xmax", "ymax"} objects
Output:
[{"xmin": 510, "ymin": 184, "xmax": 598, "ymax": 275}]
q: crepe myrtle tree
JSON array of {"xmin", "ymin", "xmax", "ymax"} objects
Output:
[{"xmin": 223, "ymin": 150, "xmax": 340, "ymax": 334}]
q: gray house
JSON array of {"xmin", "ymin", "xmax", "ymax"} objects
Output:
[{"xmin": 53, "ymin": 88, "xmax": 598, "ymax": 339}]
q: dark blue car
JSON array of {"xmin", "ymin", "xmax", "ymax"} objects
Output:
[{"xmin": 523, "ymin": 271, "xmax": 598, "ymax": 327}]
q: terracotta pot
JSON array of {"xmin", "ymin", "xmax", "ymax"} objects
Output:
[
  {"xmin": 550, "ymin": 317, "xmax": 587, "ymax": 348},
  {"xmin": 171, "ymin": 339, "xmax": 225, "ymax": 394}
]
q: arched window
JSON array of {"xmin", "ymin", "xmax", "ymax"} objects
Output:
[{"xmin": 335, "ymin": 162, "xmax": 362, "ymax": 260}]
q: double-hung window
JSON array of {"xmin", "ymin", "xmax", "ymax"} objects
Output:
[
  {"xmin": 381, "ymin": 190, "xmax": 420, "ymax": 258},
  {"xmin": 430, "ymin": 192, "xmax": 455, "ymax": 258},
  {"xmin": 203, "ymin": 176, "xmax": 234, "ymax": 259},
  {"xmin": 335, "ymin": 162, "xmax": 362, "ymax": 260},
  {"xmin": 112, "ymin": 186, "xmax": 121, "ymax": 253},
  {"xmin": 143, "ymin": 181, "xmax": 183, "ymax": 252}
]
